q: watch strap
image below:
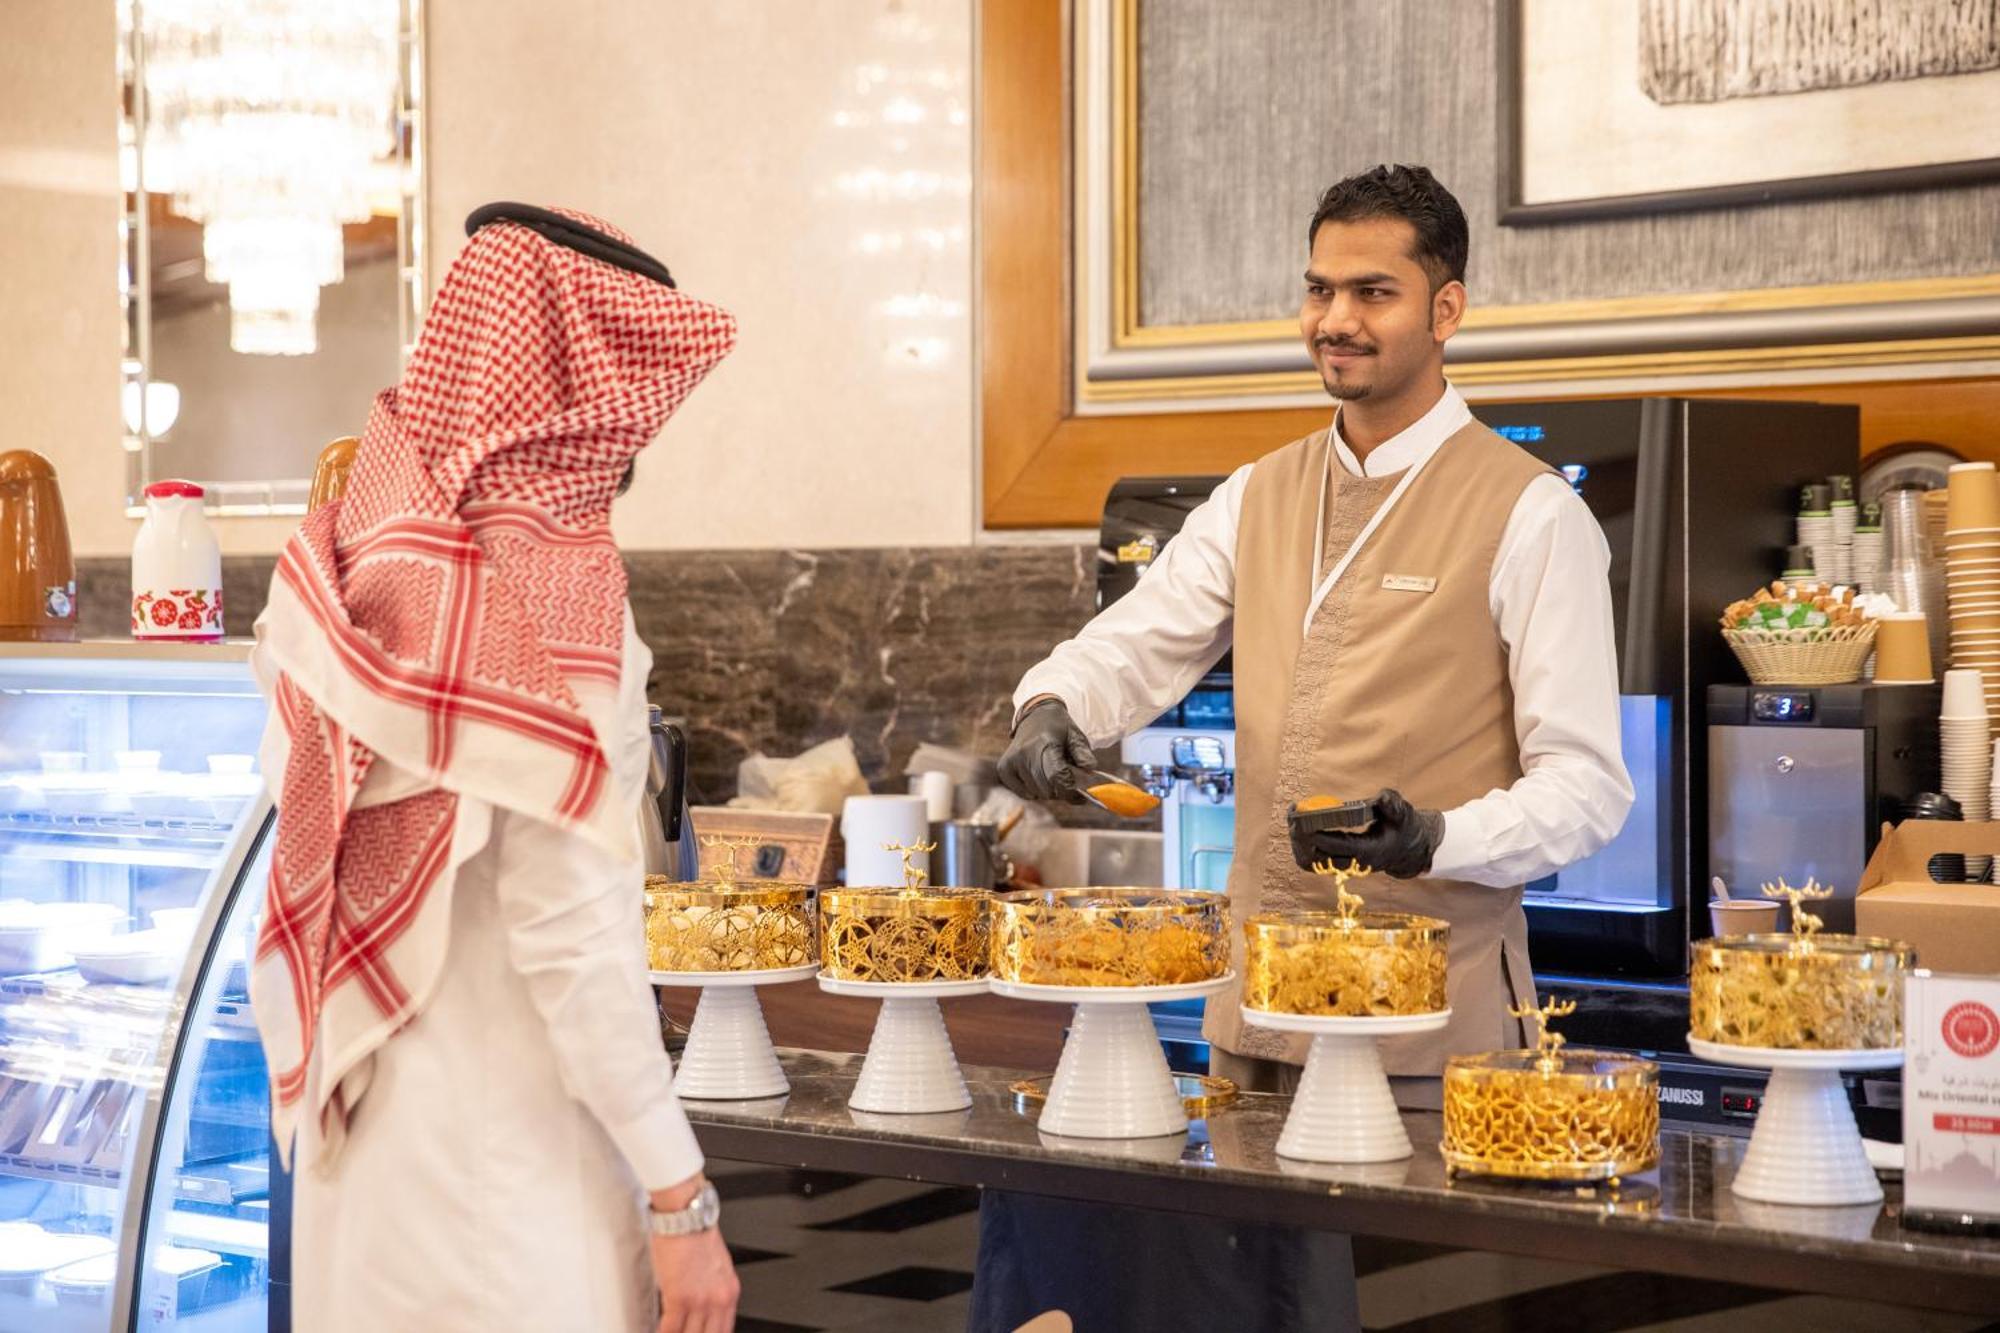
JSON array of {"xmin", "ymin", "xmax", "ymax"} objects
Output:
[{"xmin": 647, "ymin": 1181, "xmax": 720, "ymax": 1237}]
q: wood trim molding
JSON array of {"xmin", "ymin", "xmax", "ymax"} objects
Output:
[
  {"xmin": 977, "ymin": 2, "xmax": 2000, "ymax": 531},
  {"xmin": 980, "ymin": 1, "xmax": 1323, "ymax": 529}
]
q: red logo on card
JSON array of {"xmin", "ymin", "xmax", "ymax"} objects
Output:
[{"xmin": 1942, "ymin": 1001, "xmax": 2000, "ymax": 1059}]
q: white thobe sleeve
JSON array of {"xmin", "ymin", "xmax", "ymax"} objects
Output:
[
  {"xmin": 490, "ymin": 810, "xmax": 705, "ymax": 1193},
  {"xmin": 1011, "ymin": 464, "xmax": 1250, "ymax": 748},
  {"xmin": 1429, "ymin": 473, "xmax": 1636, "ymax": 887}
]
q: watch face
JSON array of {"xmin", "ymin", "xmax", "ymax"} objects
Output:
[{"xmin": 651, "ymin": 1183, "xmax": 721, "ymax": 1235}]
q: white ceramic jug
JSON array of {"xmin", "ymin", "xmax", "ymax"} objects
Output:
[{"xmin": 131, "ymin": 480, "xmax": 222, "ymax": 641}]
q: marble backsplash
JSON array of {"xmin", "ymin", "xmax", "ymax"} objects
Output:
[{"xmin": 77, "ymin": 546, "xmax": 1098, "ymax": 802}]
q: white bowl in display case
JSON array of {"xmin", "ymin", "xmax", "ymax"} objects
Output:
[
  {"xmin": 34, "ymin": 774, "xmax": 131, "ymax": 818},
  {"xmin": 0, "ymin": 1224, "xmax": 115, "ymax": 1297},
  {"xmin": 47, "ymin": 1244, "xmax": 221, "ymax": 1310},
  {"xmin": 72, "ymin": 929, "xmax": 183, "ymax": 985},
  {"xmin": 0, "ymin": 775, "xmax": 47, "ymax": 814},
  {"xmin": 0, "ymin": 902, "xmax": 127, "ymax": 975}
]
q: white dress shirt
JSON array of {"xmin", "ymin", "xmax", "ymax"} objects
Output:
[
  {"xmin": 275, "ymin": 608, "xmax": 699, "ymax": 1331},
  {"xmin": 1014, "ymin": 383, "xmax": 1634, "ymax": 888}
]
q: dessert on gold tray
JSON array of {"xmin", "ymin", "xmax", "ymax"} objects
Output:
[
  {"xmin": 1688, "ymin": 878, "xmax": 1912, "ymax": 1051},
  {"xmin": 991, "ymin": 888, "xmax": 1228, "ymax": 987},
  {"xmin": 820, "ymin": 841, "xmax": 991, "ymax": 984},
  {"xmin": 644, "ymin": 836, "xmax": 814, "ymax": 973},
  {"xmin": 1442, "ymin": 998, "xmax": 1660, "ymax": 1185},
  {"xmin": 1243, "ymin": 861, "xmax": 1448, "ymax": 1018}
]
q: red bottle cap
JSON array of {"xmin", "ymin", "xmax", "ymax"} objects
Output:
[{"xmin": 143, "ymin": 479, "xmax": 205, "ymax": 499}]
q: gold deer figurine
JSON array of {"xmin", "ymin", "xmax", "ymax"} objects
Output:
[
  {"xmin": 698, "ymin": 834, "xmax": 763, "ymax": 887},
  {"xmin": 1511, "ymin": 996, "xmax": 1580, "ymax": 1074},
  {"xmin": 1310, "ymin": 857, "xmax": 1373, "ymax": 927},
  {"xmin": 1760, "ymin": 876, "xmax": 1834, "ymax": 951},
  {"xmin": 883, "ymin": 839, "xmax": 938, "ymax": 891}
]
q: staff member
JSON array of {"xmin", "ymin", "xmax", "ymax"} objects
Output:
[
  {"xmin": 252, "ymin": 204, "xmax": 740, "ymax": 1333},
  {"xmin": 972, "ymin": 165, "xmax": 1631, "ymax": 1331}
]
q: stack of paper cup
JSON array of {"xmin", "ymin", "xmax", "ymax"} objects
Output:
[
  {"xmin": 1851, "ymin": 501, "xmax": 1884, "ymax": 594},
  {"xmin": 1797, "ymin": 487, "xmax": 1837, "ymax": 585},
  {"xmin": 1873, "ymin": 612, "xmax": 1933, "ymax": 683},
  {"xmin": 1943, "ymin": 463, "xmax": 2000, "ymax": 730},
  {"xmin": 1925, "ymin": 488, "xmax": 1951, "ymax": 552},
  {"xmin": 1992, "ymin": 737, "xmax": 2000, "ymax": 883},
  {"xmin": 1941, "ymin": 669, "xmax": 1992, "ymax": 881},
  {"xmin": 1826, "ymin": 476, "xmax": 1857, "ymax": 585}
]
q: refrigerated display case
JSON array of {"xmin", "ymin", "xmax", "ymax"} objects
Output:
[{"xmin": 0, "ymin": 642, "xmax": 274, "ymax": 1331}]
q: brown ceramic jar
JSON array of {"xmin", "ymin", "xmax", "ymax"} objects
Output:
[
  {"xmin": 0, "ymin": 450, "xmax": 77, "ymax": 641},
  {"xmin": 307, "ymin": 436, "xmax": 360, "ymax": 513}
]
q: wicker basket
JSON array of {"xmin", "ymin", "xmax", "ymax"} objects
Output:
[{"xmin": 1723, "ymin": 622, "xmax": 1877, "ymax": 685}]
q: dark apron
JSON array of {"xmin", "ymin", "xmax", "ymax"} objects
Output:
[{"xmin": 967, "ymin": 1190, "xmax": 1360, "ymax": 1333}]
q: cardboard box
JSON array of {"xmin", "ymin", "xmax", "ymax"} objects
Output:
[{"xmin": 1856, "ymin": 821, "xmax": 2000, "ymax": 974}]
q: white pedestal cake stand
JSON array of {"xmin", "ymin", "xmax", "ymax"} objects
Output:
[
  {"xmin": 988, "ymin": 975, "xmax": 1233, "ymax": 1139},
  {"xmin": 1688, "ymin": 1037, "xmax": 1902, "ymax": 1206},
  {"xmin": 1241, "ymin": 1007, "xmax": 1451, "ymax": 1162},
  {"xmin": 817, "ymin": 975, "xmax": 988, "ymax": 1114},
  {"xmin": 652, "ymin": 964, "xmax": 818, "ymax": 1100}
]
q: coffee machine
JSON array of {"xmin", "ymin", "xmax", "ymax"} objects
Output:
[
  {"xmin": 1707, "ymin": 682, "xmax": 1941, "ymax": 933},
  {"xmin": 1468, "ymin": 398, "xmax": 1858, "ymax": 977}
]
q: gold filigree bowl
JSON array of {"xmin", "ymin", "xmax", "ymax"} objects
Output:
[
  {"xmin": 819, "ymin": 886, "xmax": 992, "ymax": 983},
  {"xmin": 1688, "ymin": 933, "xmax": 1912, "ymax": 1051},
  {"xmin": 643, "ymin": 877, "xmax": 815, "ymax": 973},
  {"xmin": 991, "ymin": 888, "xmax": 1228, "ymax": 987},
  {"xmin": 1243, "ymin": 910, "xmax": 1448, "ymax": 1018},
  {"xmin": 1442, "ymin": 1048, "xmax": 1660, "ymax": 1182}
]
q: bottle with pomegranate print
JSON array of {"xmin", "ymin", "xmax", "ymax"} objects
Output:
[{"xmin": 131, "ymin": 480, "xmax": 224, "ymax": 642}]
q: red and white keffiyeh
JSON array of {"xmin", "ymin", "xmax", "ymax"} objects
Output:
[{"xmin": 251, "ymin": 207, "xmax": 735, "ymax": 1164}]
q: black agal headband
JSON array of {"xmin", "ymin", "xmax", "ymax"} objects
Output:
[{"xmin": 464, "ymin": 202, "xmax": 676, "ymax": 289}]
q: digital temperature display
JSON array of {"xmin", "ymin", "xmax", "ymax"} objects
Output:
[{"xmin": 1752, "ymin": 691, "xmax": 1815, "ymax": 723}]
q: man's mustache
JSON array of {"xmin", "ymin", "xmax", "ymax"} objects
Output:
[{"xmin": 1315, "ymin": 337, "xmax": 1374, "ymax": 356}]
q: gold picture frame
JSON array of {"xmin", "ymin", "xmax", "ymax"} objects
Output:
[{"xmin": 976, "ymin": 2, "xmax": 2000, "ymax": 530}]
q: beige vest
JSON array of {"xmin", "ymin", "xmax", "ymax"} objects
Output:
[{"xmin": 1204, "ymin": 418, "xmax": 1552, "ymax": 1074}]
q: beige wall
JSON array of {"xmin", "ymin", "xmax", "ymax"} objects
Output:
[
  {"xmin": 1, "ymin": 0, "xmax": 977, "ymax": 557},
  {"xmin": 0, "ymin": 1, "xmax": 128, "ymax": 557}
]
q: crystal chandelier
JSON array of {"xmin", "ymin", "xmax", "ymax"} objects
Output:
[{"xmin": 141, "ymin": 0, "xmax": 399, "ymax": 355}]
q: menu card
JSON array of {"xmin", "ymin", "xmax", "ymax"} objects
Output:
[{"xmin": 1904, "ymin": 971, "xmax": 2000, "ymax": 1221}]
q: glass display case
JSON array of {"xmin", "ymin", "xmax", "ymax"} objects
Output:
[{"xmin": 0, "ymin": 643, "xmax": 273, "ymax": 1331}]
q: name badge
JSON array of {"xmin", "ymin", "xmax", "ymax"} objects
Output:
[{"xmin": 1381, "ymin": 574, "xmax": 1437, "ymax": 594}]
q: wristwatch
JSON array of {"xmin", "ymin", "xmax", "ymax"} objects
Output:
[{"xmin": 647, "ymin": 1182, "xmax": 721, "ymax": 1237}]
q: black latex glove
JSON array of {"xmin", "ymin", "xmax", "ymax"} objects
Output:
[
  {"xmin": 998, "ymin": 700, "xmax": 1096, "ymax": 803},
  {"xmin": 1290, "ymin": 787, "xmax": 1445, "ymax": 879}
]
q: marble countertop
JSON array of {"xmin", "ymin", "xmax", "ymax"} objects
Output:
[{"xmin": 682, "ymin": 1049, "xmax": 2000, "ymax": 1314}]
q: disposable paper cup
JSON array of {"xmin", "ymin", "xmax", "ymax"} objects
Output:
[
  {"xmin": 1948, "ymin": 464, "xmax": 2000, "ymax": 531},
  {"xmin": 1943, "ymin": 669, "xmax": 1987, "ymax": 716},
  {"xmin": 1873, "ymin": 613, "xmax": 1934, "ymax": 682},
  {"xmin": 1709, "ymin": 900, "xmax": 1782, "ymax": 938}
]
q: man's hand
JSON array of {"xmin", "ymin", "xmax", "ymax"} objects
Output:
[
  {"xmin": 1289, "ymin": 788, "xmax": 1444, "ymax": 879},
  {"xmin": 651, "ymin": 1175, "xmax": 738, "ymax": 1333},
  {"xmin": 998, "ymin": 699, "xmax": 1096, "ymax": 803}
]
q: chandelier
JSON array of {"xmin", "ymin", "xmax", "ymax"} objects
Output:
[{"xmin": 141, "ymin": 0, "xmax": 400, "ymax": 356}]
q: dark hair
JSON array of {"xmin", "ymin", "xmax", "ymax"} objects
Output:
[{"xmin": 1308, "ymin": 165, "xmax": 1468, "ymax": 292}]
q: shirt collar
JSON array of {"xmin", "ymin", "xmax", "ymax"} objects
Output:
[{"xmin": 1330, "ymin": 381, "xmax": 1471, "ymax": 479}]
